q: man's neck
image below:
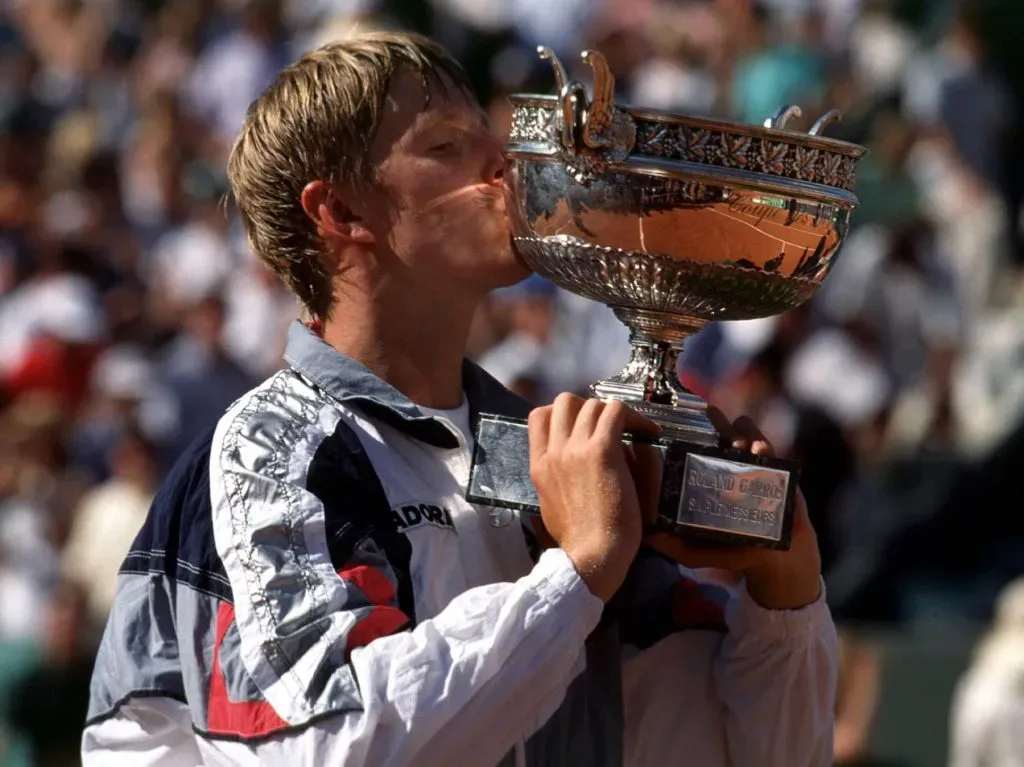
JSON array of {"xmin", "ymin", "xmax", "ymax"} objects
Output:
[{"xmin": 322, "ymin": 286, "xmax": 480, "ymax": 410}]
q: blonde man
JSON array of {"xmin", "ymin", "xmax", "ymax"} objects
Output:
[{"xmin": 83, "ymin": 32, "xmax": 835, "ymax": 766}]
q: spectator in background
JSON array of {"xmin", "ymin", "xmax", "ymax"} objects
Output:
[
  {"xmin": 834, "ymin": 630, "xmax": 893, "ymax": 767},
  {"xmin": 847, "ymin": 0, "xmax": 916, "ymax": 103},
  {"xmin": 221, "ymin": 256, "xmax": 296, "ymax": 378},
  {"xmin": 5, "ymin": 581, "xmax": 94, "ymax": 767},
  {"xmin": 61, "ymin": 427, "xmax": 157, "ymax": 625},
  {"xmin": 629, "ymin": 13, "xmax": 718, "ymax": 115},
  {"xmin": 475, "ymin": 274, "xmax": 632, "ymax": 404},
  {"xmin": 949, "ymin": 577, "xmax": 1024, "ymax": 767},
  {"xmin": 184, "ymin": 0, "xmax": 289, "ymax": 150},
  {"xmin": 156, "ymin": 292, "xmax": 256, "ymax": 463},
  {"xmin": 0, "ymin": 242, "xmax": 109, "ymax": 413},
  {"xmin": 475, "ymin": 274, "xmax": 557, "ymax": 400},
  {"xmin": 145, "ymin": 163, "xmax": 239, "ymax": 327},
  {"xmin": 903, "ymin": 5, "xmax": 1013, "ymax": 202},
  {"xmin": 0, "ymin": 398, "xmax": 66, "ymax": 644},
  {"xmin": 849, "ymin": 112, "xmax": 922, "ymax": 233},
  {"xmin": 730, "ymin": 5, "xmax": 827, "ymax": 127}
]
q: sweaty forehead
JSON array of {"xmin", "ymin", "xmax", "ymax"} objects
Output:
[{"xmin": 371, "ymin": 70, "xmax": 483, "ymax": 157}]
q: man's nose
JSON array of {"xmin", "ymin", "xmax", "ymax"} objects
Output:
[{"xmin": 482, "ymin": 132, "xmax": 505, "ymax": 186}]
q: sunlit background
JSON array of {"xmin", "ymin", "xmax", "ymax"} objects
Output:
[{"xmin": 1, "ymin": 0, "xmax": 1023, "ymax": 765}]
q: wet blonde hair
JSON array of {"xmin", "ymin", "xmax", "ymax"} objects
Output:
[{"xmin": 227, "ymin": 31, "xmax": 472, "ymax": 319}]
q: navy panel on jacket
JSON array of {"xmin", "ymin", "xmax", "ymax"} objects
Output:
[
  {"xmin": 121, "ymin": 426, "xmax": 233, "ymax": 602},
  {"xmin": 308, "ymin": 417, "xmax": 416, "ymax": 623}
]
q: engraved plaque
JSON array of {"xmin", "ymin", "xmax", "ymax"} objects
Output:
[
  {"xmin": 676, "ymin": 453, "xmax": 789, "ymax": 542},
  {"xmin": 467, "ymin": 414, "xmax": 799, "ymax": 550}
]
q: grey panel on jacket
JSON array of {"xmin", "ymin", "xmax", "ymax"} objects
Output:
[{"xmin": 87, "ymin": 572, "xmax": 189, "ymax": 723}]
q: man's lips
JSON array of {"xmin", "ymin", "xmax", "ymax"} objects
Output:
[{"xmin": 422, "ymin": 183, "xmax": 505, "ymax": 212}]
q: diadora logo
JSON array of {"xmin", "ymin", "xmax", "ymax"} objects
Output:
[{"xmin": 391, "ymin": 503, "xmax": 456, "ymax": 534}]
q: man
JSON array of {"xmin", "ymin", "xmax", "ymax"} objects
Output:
[{"xmin": 83, "ymin": 32, "xmax": 835, "ymax": 766}]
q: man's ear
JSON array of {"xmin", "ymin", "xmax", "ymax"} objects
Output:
[{"xmin": 300, "ymin": 180, "xmax": 375, "ymax": 245}]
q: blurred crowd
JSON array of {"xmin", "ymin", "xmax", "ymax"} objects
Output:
[{"xmin": 0, "ymin": 0, "xmax": 1023, "ymax": 764}]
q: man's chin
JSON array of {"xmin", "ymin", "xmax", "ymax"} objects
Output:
[{"xmin": 502, "ymin": 237, "xmax": 535, "ymax": 283}]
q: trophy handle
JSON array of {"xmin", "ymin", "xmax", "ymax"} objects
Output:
[
  {"xmin": 556, "ymin": 82, "xmax": 588, "ymax": 154},
  {"xmin": 537, "ymin": 46, "xmax": 585, "ymax": 155},
  {"xmin": 809, "ymin": 109, "xmax": 843, "ymax": 136},
  {"xmin": 537, "ymin": 46, "xmax": 568, "ymax": 97},
  {"xmin": 763, "ymin": 105, "xmax": 802, "ymax": 130},
  {"xmin": 580, "ymin": 50, "xmax": 615, "ymax": 150},
  {"xmin": 533, "ymin": 45, "xmax": 637, "ymax": 175}
]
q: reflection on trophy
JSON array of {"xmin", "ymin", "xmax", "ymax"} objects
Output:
[{"xmin": 467, "ymin": 46, "xmax": 868, "ymax": 550}]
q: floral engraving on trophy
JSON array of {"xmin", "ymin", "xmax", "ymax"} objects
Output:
[
  {"xmin": 629, "ymin": 119, "xmax": 857, "ymax": 190},
  {"xmin": 839, "ymin": 155, "xmax": 859, "ymax": 187},
  {"xmin": 792, "ymin": 146, "xmax": 820, "ymax": 181},
  {"xmin": 508, "ymin": 106, "xmax": 556, "ymax": 145},
  {"xmin": 507, "ymin": 103, "xmax": 861, "ymax": 191},
  {"xmin": 636, "ymin": 124, "xmax": 678, "ymax": 158},
  {"xmin": 721, "ymin": 134, "xmax": 752, "ymax": 168},
  {"xmin": 820, "ymin": 153, "xmax": 844, "ymax": 188},
  {"xmin": 757, "ymin": 140, "xmax": 789, "ymax": 175},
  {"xmin": 684, "ymin": 128, "xmax": 711, "ymax": 161}
]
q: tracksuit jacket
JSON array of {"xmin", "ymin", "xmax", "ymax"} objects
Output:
[{"xmin": 82, "ymin": 320, "xmax": 838, "ymax": 766}]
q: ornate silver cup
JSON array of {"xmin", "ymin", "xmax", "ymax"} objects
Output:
[{"xmin": 467, "ymin": 47, "xmax": 868, "ymax": 549}]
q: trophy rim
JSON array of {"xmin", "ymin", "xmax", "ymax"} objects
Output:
[
  {"xmin": 507, "ymin": 93, "xmax": 869, "ymax": 159},
  {"xmin": 504, "ymin": 150, "xmax": 861, "ymax": 208}
]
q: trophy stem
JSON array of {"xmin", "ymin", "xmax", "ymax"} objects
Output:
[{"xmin": 591, "ymin": 308, "xmax": 718, "ymax": 445}]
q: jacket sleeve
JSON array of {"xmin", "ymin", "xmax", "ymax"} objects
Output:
[
  {"xmin": 78, "ymin": 548, "xmax": 600, "ymax": 767},
  {"xmin": 201, "ymin": 402, "xmax": 604, "ymax": 767},
  {"xmin": 618, "ymin": 551, "xmax": 837, "ymax": 767},
  {"xmin": 711, "ymin": 579, "xmax": 837, "ymax": 766},
  {"xmin": 82, "ymin": 697, "xmax": 207, "ymax": 766},
  {"xmin": 240, "ymin": 550, "xmax": 601, "ymax": 766}
]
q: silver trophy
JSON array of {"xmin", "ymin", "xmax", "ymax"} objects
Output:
[{"xmin": 467, "ymin": 47, "xmax": 867, "ymax": 549}]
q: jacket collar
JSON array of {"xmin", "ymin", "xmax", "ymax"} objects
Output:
[{"xmin": 283, "ymin": 321, "xmax": 531, "ymax": 449}]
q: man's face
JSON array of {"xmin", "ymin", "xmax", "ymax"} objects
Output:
[{"xmin": 353, "ymin": 71, "xmax": 530, "ymax": 290}]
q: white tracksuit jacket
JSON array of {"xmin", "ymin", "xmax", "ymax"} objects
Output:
[{"xmin": 82, "ymin": 320, "xmax": 838, "ymax": 766}]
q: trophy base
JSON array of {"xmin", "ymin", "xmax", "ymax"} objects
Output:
[
  {"xmin": 589, "ymin": 381, "xmax": 719, "ymax": 446},
  {"xmin": 466, "ymin": 414, "xmax": 798, "ymax": 550}
]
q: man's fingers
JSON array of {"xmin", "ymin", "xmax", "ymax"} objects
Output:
[
  {"xmin": 528, "ymin": 406, "xmax": 552, "ymax": 467},
  {"xmin": 622, "ymin": 408, "xmax": 662, "ymax": 439},
  {"xmin": 600, "ymin": 401, "xmax": 661, "ymax": 441},
  {"xmin": 706, "ymin": 406, "xmax": 740, "ymax": 448},
  {"xmin": 549, "ymin": 392, "xmax": 585, "ymax": 448},
  {"xmin": 593, "ymin": 399, "xmax": 630, "ymax": 441},
  {"xmin": 706, "ymin": 408, "xmax": 774, "ymax": 455},
  {"xmin": 572, "ymin": 398, "xmax": 606, "ymax": 439},
  {"xmin": 733, "ymin": 415, "xmax": 774, "ymax": 456}
]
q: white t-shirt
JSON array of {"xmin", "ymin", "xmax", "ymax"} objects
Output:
[
  {"xmin": 418, "ymin": 400, "xmax": 472, "ymax": 448},
  {"xmin": 418, "ymin": 400, "xmax": 518, "ymax": 528}
]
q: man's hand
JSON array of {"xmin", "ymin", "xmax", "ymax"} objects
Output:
[
  {"xmin": 644, "ymin": 408, "xmax": 823, "ymax": 611},
  {"xmin": 529, "ymin": 393, "xmax": 661, "ymax": 603}
]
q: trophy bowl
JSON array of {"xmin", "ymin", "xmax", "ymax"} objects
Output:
[{"xmin": 466, "ymin": 46, "xmax": 868, "ymax": 550}]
